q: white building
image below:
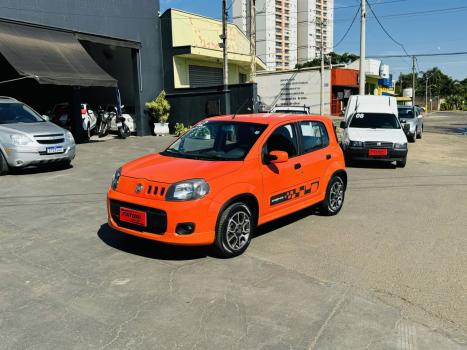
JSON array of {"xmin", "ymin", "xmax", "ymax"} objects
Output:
[
  {"xmin": 233, "ymin": 0, "xmax": 333, "ymax": 71},
  {"xmin": 297, "ymin": 0, "xmax": 334, "ymax": 64}
]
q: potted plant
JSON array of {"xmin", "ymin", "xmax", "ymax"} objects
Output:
[{"xmin": 145, "ymin": 90, "xmax": 171, "ymax": 135}]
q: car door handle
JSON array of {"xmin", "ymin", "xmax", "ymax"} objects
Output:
[
  {"xmin": 294, "ymin": 163, "xmax": 301, "ymax": 170},
  {"xmin": 326, "ymin": 154, "xmax": 332, "ymax": 160}
]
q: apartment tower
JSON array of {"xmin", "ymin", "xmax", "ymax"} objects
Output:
[{"xmin": 233, "ymin": 0, "xmax": 333, "ymax": 70}]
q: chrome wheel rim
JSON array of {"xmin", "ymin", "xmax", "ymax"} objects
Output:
[
  {"xmin": 225, "ymin": 210, "xmax": 251, "ymax": 251},
  {"xmin": 329, "ymin": 180, "xmax": 344, "ymax": 211}
]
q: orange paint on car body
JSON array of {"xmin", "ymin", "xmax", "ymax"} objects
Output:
[{"xmin": 107, "ymin": 114, "xmax": 346, "ymax": 250}]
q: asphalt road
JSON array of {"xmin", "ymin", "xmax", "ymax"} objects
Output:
[{"xmin": 1, "ymin": 113, "xmax": 466, "ymax": 349}]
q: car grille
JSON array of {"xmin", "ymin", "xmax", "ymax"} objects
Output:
[
  {"xmin": 364, "ymin": 141, "xmax": 393, "ymax": 148},
  {"xmin": 109, "ymin": 200, "xmax": 167, "ymax": 235},
  {"xmin": 145, "ymin": 184, "xmax": 167, "ymax": 197},
  {"xmin": 34, "ymin": 134, "xmax": 65, "ymax": 144}
]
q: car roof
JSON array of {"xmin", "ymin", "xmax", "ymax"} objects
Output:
[
  {"xmin": 207, "ymin": 113, "xmax": 331, "ymax": 125},
  {"xmin": 0, "ymin": 96, "xmax": 19, "ymax": 104}
]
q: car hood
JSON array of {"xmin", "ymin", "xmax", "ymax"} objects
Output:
[
  {"xmin": 122, "ymin": 153, "xmax": 243, "ymax": 184},
  {"xmin": 348, "ymin": 127, "xmax": 407, "ymax": 143},
  {"xmin": 0, "ymin": 122, "xmax": 65, "ymax": 136}
]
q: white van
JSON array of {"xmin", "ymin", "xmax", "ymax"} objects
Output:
[{"xmin": 340, "ymin": 95, "xmax": 409, "ymax": 168}]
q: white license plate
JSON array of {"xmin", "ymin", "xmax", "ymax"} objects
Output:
[
  {"xmin": 46, "ymin": 146, "xmax": 64, "ymax": 154},
  {"xmin": 116, "ymin": 122, "xmax": 123, "ymax": 128}
]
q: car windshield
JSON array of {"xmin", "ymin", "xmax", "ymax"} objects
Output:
[
  {"xmin": 0, "ymin": 103, "xmax": 44, "ymax": 124},
  {"xmin": 349, "ymin": 113, "xmax": 400, "ymax": 129},
  {"xmin": 398, "ymin": 107, "xmax": 415, "ymax": 118},
  {"xmin": 162, "ymin": 121, "xmax": 267, "ymax": 161}
]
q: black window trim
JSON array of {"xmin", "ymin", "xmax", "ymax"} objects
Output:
[
  {"xmin": 297, "ymin": 120, "xmax": 330, "ymax": 155},
  {"xmin": 261, "ymin": 122, "xmax": 301, "ymax": 164}
]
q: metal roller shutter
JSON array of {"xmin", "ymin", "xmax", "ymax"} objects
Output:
[{"xmin": 189, "ymin": 65, "xmax": 222, "ymax": 88}]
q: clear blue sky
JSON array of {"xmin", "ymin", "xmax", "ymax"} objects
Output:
[{"xmin": 160, "ymin": 0, "xmax": 467, "ymax": 80}]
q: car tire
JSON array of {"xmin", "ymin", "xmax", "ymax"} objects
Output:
[
  {"xmin": 213, "ymin": 202, "xmax": 254, "ymax": 258},
  {"xmin": 417, "ymin": 128, "xmax": 422, "ymax": 139},
  {"xmin": 319, "ymin": 175, "xmax": 345, "ymax": 216},
  {"xmin": 409, "ymin": 132, "xmax": 416, "ymax": 143},
  {"xmin": 396, "ymin": 158, "xmax": 407, "ymax": 168},
  {"xmin": 0, "ymin": 151, "xmax": 9, "ymax": 176}
]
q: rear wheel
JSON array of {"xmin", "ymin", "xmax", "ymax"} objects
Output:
[
  {"xmin": 213, "ymin": 202, "xmax": 254, "ymax": 258},
  {"xmin": 409, "ymin": 132, "xmax": 416, "ymax": 143},
  {"xmin": 0, "ymin": 151, "xmax": 9, "ymax": 176},
  {"xmin": 396, "ymin": 158, "xmax": 407, "ymax": 168},
  {"xmin": 319, "ymin": 175, "xmax": 345, "ymax": 216}
]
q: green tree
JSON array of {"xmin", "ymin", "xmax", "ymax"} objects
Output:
[{"xmin": 295, "ymin": 52, "xmax": 359, "ymax": 69}]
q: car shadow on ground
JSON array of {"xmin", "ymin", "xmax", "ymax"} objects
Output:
[
  {"xmin": 98, "ymin": 205, "xmax": 323, "ymax": 260},
  {"xmin": 97, "ymin": 223, "xmax": 210, "ymax": 260},
  {"xmin": 8, "ymin": 163, "xmax": 73, "ymax": 176},
  {"xmin": 345, "ymin": 160, "xmax": 397, "ymax": 169}
]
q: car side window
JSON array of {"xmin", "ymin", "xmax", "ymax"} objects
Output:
[
  {"xmin": 264, "ymin": 123, "xmax": 299, "ymax": 158},
  {"xmin": 299, "ymin": 121, "xmax": 329, "ymax": 153}
]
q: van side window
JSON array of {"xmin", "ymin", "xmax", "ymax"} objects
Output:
[
  {"xmin": 264, "ymin": 123, "xmax": 299, "ymax": 158},
  {"xmin": 299, "ymin": 121, "xmax": 329, "ymax": 153}
]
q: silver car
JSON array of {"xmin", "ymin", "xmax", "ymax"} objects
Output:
[
  {"xmin": 0, "ymin": 97, "xmax": 76, "ymax": 175},
  {"xmin": 397, "ymin": 105, "xmax": 424, "ymax": 142}
]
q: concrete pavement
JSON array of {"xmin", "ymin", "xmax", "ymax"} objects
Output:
[{"xmin": 0, "ymin": 114, "xmax": 466, "ymax": 349}]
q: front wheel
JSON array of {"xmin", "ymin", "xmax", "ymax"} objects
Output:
[
  {"xmin": 213, "ymin": 202, "xmax": 254, "ymax": 258},
  {"xmin": 396, "ymin": 158, "xmax": 407, "ymax": 168},
  {"xmin": 319, "ymin": 175, "xmax": 345, "ymax": 216},
  {"xmin": 118, "ymin": 124, "xmax": 130, "ymax": 139},
  {"xmin": 408, "ymin": 132, "xmax": 416, "ymax": 143},
  {"xmin": 0, "ymin": 151, "xmax": 9, "ymax": 176}
]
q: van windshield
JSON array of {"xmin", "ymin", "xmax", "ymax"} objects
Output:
[
  {"xmin": 349, "ymin": 113, "xmax": 400, "ymax": 129},
  {"xmin": 161, "ymin": 121, "xmax": 267, "ymax": 161}
]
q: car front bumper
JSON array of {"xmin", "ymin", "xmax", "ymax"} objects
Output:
[
  {"xmin": 4, "ymin": 143, "xmax": 76, "ymax": 168},
  {"xmin": 107, "ymin": 189, "xmax": 219, "ymax": 246},
  {"xmin": 346, "ymin": 146, "xmax": 408, "ymax": 162}
]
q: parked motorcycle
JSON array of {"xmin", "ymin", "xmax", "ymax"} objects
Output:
[{"xmin": 97, "ymin": 105, "xmax": 112, "ymax": 138}]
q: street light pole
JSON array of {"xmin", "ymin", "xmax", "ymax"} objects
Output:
[
  {"xmin": 411, "ymin": 56, "xmax": 416, "ymax": 107},
  {"xmin": 425, "ymin": 74, "xmax": 429, "ymax": 112},
  {"xmin": 221, "ymin": 0, "xmax": 230, "ymax": 114},
  {"xmin": 249, "ymin": 0, "xmax": 256, "ymax": 83},
  {"xmin": 320, "ymin": 18, "xmax": 325, "ymax": 115},
  {"xmin": 358, "ymin": 0, "xmax": 366, "ymax": 95}
]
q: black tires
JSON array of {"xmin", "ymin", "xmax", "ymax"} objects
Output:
[
  {"xmin": 417, "ymin": 127, "xmax": 422, "ymax": 139},
  {"xmin": 408, "ymin": 132, "xmax": 416, "ymax": 143},
  {"xmin": 0, "ymin": 151, "xmax": 9, "ymax": 176},
  {"xmin": 118, "ymin": 124, "xmax": 131, "ymax": 139},
  {"xmin": 319, "ymin": 175, "xmax": 345, "ymax": 216},
  {"xmin": 213, "ymin": 202, "xmax": 254, "ymax": 258},
  {"xmin": 396, "ymin": 158, "xmax": 407, "ymax": 168},
  {"xmin": 85, "ymin": 123, "xmax": 91, "ymax": 141}
]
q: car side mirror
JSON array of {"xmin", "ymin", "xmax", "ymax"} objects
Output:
[
  {"xmin": 267, "ymin": 150, "xmax": 288, "ymax": 164},
  {"xmin": 42, "ymin": 115, "xmax": 50, "ymax": 121},
  {"xmin": 403, "ymin": 124, "xmax": 410, "ymax": 132},
  {"xmin": 340, "ymin": 120, "xmax": 347, "ymax": 129}
]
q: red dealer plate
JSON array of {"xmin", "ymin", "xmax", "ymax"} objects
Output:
[
  {"xmin": 120, "ymin": 207, "xmax": 147, "ymax": 226},
  {"xmin": 368, "ymin": 148, "xmax": 388, "ymax": 156}
]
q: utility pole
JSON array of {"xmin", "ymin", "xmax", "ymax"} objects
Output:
[
  {"xmin": 425, "ymin": 74, "xmax": 429, "ymax": 112},
  {"xmin": 320, "ymin": 18, "xmax": 325, "ymax": 115},
  {"xmin": 411, "ymin": 55, "xmax": 416, "ymax": 107},
  {"xmin": 249, "ymin": 0, "xmax": 256, "ymax": 83},
  {"xmin": 221, "ymin": 0, "xmax": 230, "ymax": 114},
  {"xmin": 358, "ymin": 0, "xmax": 366, "ymax": 95}
]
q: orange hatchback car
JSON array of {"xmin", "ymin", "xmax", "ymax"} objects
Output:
[{"xmin": 107, "ymin": 114, "xmax": 347, "ymax": 257}]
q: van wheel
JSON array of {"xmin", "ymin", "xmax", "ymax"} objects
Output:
[
  {"xmin": 0, "ymin": 151, "xmax": 9, "ymax": 176},
  {"xmin": 213, "ymin": 202, "xmax": 253, "ymax": 258},
  {"xmin": 319, "ymin": 176, "xmax": 345, "ymax": 216},
  {"xmin": 397, "ymin": 158, "xmax": 407, "ymax": 168}
]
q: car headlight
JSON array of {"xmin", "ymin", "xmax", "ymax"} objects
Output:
[
  {"xmin": 394, "ymin": 143, "xmax": 407, "ymax": 149},
  {"xmin": 65, "ymin": 131, "xmax": 75, "ymax": 142},
  {"xmin": 166, "ymin": 179, "xmax": 210, "ymax": 201},
  {"xmin": 350, "ymin": 140, "xmax": 364, "ymax": 147},
  {"xmin": 10, "ymin": 134, "xmax": 33, "ymax": 146},
  {"xmin": 111, "ymin": 167, "xmax": 122, "ymax": 190}
]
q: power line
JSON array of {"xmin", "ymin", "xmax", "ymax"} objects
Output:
[
  {"xmin": 368, "ymin": 51, "xmax": 467, "ymax": 58},
  {"xmin": 334, "ymin": 4, "xmax": 360, "ymax": 48},
  {"xmin": 365, "ymin": 0, "xmax": 410, "ymax": 57}
]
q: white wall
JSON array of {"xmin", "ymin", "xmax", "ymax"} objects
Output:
[{"xmin": 256, "ymin": 68, "xmax": 331, "ymax": 114}]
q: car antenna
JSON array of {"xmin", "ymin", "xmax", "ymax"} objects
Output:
[{"xmin": 232, "ymin": 97, "xmax": 252, "ymax": 119}]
